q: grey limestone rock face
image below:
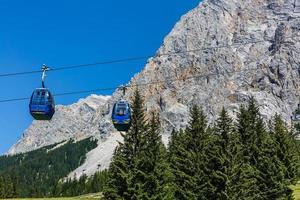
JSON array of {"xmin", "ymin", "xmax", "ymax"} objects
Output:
[{"xmin": 116, "ymin": 0, "xmax": 300, "ymax": 144}]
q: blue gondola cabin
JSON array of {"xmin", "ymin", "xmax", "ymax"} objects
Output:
[
  {"xmin": 112, "ymin": 99, "xmax": 131, "ymax": 131},
  {"xmin": 29, "ymin": 88, "xmax": 55, "ymax": 120}
]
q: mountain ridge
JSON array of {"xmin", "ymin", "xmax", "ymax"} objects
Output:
[{"xmin": 8, "ymin": 95, "xmax": 111, "ymax": 155}]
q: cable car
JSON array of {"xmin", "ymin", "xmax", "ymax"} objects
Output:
[
  {"xmin": 112, "ymin": 99, "xmax": 131, "ymax": 131},
  {"xmin": 29, "ymin": 65, "xmax": 55, "ymax": 120},
  {"xmin": 112, "ymin": 86, "xmax": 131, "ymax": 131},
  {"xmin": 30, "ymin": 88, "xmax": 55, "ymax": 120}
]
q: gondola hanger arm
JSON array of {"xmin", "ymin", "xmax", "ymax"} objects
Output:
[{"xmin": 41, "ymin": 64, "xmax": 50, "ymax": 88}]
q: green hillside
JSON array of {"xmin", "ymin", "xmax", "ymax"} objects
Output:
[{"xmin": 0, "ymin": 138, "xmax": 98, "ymax": 198}]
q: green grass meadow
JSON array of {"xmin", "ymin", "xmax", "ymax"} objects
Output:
[
  {"xmin": 1, "ymin": 180, "xmax": 299, "ymax": 200},
  {"xmin": 292, "ymin": 182, "xmax": 300, "ymax": 200},
  {"xmin": 2, "ymin": 186, "xmax": 300, "ymax": 200},
  {"xmin": 0, "ymin": 193, "xmax": 102, "ymax": 200}
]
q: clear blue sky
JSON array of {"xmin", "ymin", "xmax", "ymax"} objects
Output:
[{"xmin": 0, "ymin": 0, "xmax": 199, "ymax": 154}]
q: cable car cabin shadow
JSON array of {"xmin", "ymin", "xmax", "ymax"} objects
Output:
[
  {"xmin": 29, "ymin": 88, "xmax": 55, "ymax": 120},
  {"xmin": 112, "ymin": 99, "xmax": 131, "ymax": 132}
]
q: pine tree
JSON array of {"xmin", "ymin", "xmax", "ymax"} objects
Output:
[
  {"xmin": 272, "ymin": 114, "xmax": 300, "ymax": 185},
  {"xmin": 169, "ymin": 106, "xmax": 210, "ymax": 199},
  {"xmin": 135, "ymin": 113, "xmax": 174, "ymax": 199},
  {"xmin": 206, "ymin": 108, "xmax": 235, "ymax": 200},
  {"xmin": 104, "ymin": 89, "xmax": 170, "ymax": 199},
  {"xmin": 168, "ymin": 129, "xmax": 192, "ymax": 199},
  {"xmin": 103, "ymin": 146, "xmax": 130, "ymax": 199},
  {"xmin": 104, "ymin": 89, "xmax": 148, "ymax": 199},
  {"xmin": 235, "ymin": 97, "xmax": 290, "ymax": 199}
]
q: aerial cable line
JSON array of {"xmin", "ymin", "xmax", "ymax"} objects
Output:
[
  {"xmin": 0, "ymin": 64, "xmax": 269, "ymax": 104},
  {"xmin": 0, "ymin": 39, "xmax": 268, "ymax": 78}
]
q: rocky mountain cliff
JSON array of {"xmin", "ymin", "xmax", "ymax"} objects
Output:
[
  {"xmin": 99, "ymin": 0, "xmax": 300, "ymax": 144},
  {"xmin": 7, "ymin": 0, "xmax": 300, "ymax": 176}
]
